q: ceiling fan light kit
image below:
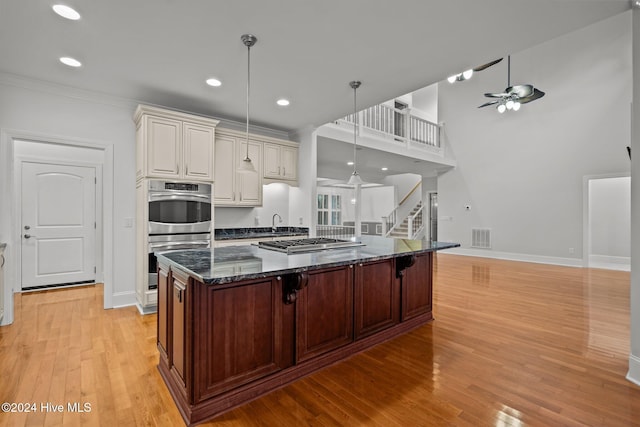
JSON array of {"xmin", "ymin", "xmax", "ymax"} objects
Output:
[{"xmin": 478, "ymin": 55, "xmax": 545, "ymax": 113}]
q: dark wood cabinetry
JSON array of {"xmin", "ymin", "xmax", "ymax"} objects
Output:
[
  {"xmin": 193, "ymin": 276, "xmax": 291, "ymax": 402},
  {"xmin": 296, "ymin": 265, "xmax": 354, "ymax": 362},
  {"xmin": 401, "ymin": 252, "xmax": 433, "ymax": 321},
  {"xmin": 157, "ymin": 251, "xmax": 439, "ymax": 425},
  {"xmin": 354, "ymin": 259, "xmax": 400, "ymax": 340},
  {"xmin": 157, "ymin": 266, "xmax": 169, "ymax": 359}
]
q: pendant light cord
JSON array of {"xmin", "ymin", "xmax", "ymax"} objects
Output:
[
  {"xmin": 353, "ymin": 84, "xmax": 357, "ymax": 174},
  {"xmin": 245, "ymin": 42, "xmax": 251, "ymax": 159}
]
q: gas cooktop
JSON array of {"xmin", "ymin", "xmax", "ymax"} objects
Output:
[{"xmin": 257, "ymin": 238, "xmax": 364, "ymax": 254}]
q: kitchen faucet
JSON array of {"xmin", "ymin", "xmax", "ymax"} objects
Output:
[{"xmin": 272, "ymin": 213, "xmax": 282, "ymax": 232}]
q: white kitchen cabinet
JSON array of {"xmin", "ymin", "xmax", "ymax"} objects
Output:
[
  {"xmin": 263, "ymin": 142, "xmax": 298, "ymax": 184},
  {"xmin": 134, "ymin": 105, "xmax": 219, "ymax": 182},
  {"xmin": 214, "ymin": 129, "xmax": 263, "ymax": 206}
]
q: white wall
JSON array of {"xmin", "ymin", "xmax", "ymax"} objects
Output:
[
  {"xmin": 214, "ymin": 183, "xmax": 292, "ymax": 228},
  {"xmin": 361, "ymin": 186, "xmax": 394, "ymax": 222},
  {"xmin": 589, "ymin": 176, "xmax": 630, "ymax": 259},
  {"xmin": 438, "ymin": 12, "xmax": 632, "ymax": 265},
  {"xmin": 411, "ymin": 84, "xmax": 439, "ymax": 124}
]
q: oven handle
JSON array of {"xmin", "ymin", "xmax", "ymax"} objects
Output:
[
  {"xmin": 149, "ymin": 193, "xmax": 211, "ymax": 203},
  {"xmin": 149, "ymin": 241, "xmax": 210, "ymax": 252}
]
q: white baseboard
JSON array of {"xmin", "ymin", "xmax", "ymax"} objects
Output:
[
  {"xmin": 136, "ymin": 302, "xmax": 157, "ymax": 315},
  {"xmin": 111, "ymin": 291, "xmax": 136, "ymax": 309},
  {"xmin": 588, "ymin": 255, "xmax": 631, "ymax": 272},
  {"xmin": 443, "ymin": 247, "xmax": 583, "ymax": 268},
  {"xmin": 627, "ymin": 354, "xmax": 640, "ymax": 386}
]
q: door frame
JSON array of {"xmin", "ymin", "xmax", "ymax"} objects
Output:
[
  {"xmin": 17, "ymin": 158, "xmax": 101, "ymax": 291},
  {"xmin": 1, "ymin": 129, "xmax": 114, "ymax": 324},
  {"xmin": 582, "ymin": 172, "xmax": 631, "ymax": 269}
]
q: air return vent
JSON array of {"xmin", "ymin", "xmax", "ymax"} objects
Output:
[{"xmin": 471, "ymin": 228, "xmax": 491, "ymax": 249}]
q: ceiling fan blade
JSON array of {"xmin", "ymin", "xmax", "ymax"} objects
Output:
[
  {"xmin": 484, "ymin": 92, "xmax": 509, "ymax": 98},
  {"xmin": 506, "ymin": 84, "xmax": 534, "ymax": 98},
  {"xmin": 518, "ymin": 88, "xmax": 545, "ymax": 104},
  {"xmin": 478, "ymin": 100, "xmax": 499, "ymax": 108},
  {"xmin": 473, "ymin": 58, "xmax": 503, "ymax": 72}
]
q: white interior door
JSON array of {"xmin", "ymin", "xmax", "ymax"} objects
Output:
[{"xmin": 21, "ymin": 162, "xmax": 96, "ymax": 289}]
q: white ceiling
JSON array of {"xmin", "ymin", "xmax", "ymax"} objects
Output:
[{"xmin": 0, "ymin": 0, "xmax": 630, "ymax": 133}]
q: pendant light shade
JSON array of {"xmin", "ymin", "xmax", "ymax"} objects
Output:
[
  {"xmin": 238, "ymin": 34, "xmax": 257, "ymax": 173},
  {"xmin": 347, "ymin": 80, "xmax": 363, "ymax": 186}
]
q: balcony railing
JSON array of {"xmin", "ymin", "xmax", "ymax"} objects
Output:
[{"xmin": 341, "ymin": 103, "xmax": 440, "ymax": 150}]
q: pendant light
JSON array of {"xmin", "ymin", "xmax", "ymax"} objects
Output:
[
  {"xmin": 238, "ymin": 34, "xmax": 257, "ymax": 173},
  {"xmin": 347, "ymin": 80, "xmax": 363, "ymax": 186}
]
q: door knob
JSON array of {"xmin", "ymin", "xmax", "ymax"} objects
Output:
[
  {"xmin": 24, "ymin": 234, "xmax": 32, "ymax": 239},
  {"xmin": 24, "ymin": 225, "xmax": 30, "ymax": 230}
]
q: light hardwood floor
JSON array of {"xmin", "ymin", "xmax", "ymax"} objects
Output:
[{"xmin": 1, "ymin": 254, "xmax": 638, "ymax": 426}]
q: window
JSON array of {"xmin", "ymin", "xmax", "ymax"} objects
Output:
[{"xmin": 317, "ymin": 193, "xmax": 342, "ymax": 225}]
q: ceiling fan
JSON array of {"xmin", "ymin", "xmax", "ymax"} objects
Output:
[
  {"xmin": 478, "ymin": 55, "xmax": 545, "ymax": 113},
  {"xmin": 447, "ymin": 58, "xmax": 503, "ymax": 83}
]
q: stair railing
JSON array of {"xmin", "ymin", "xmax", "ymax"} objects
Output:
[
  {"xmin": 408, "ymin": 203, "xmax": 425, "ymax": 239},
  {"xmin": 382, "ymin": 181, "xmax": 421, "ymax": 237}
]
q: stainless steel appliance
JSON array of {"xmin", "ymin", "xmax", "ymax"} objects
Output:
[
  {"xmin": 257, "ymin": 238, "xmax": 364, "ymax": 254},
  {"xmin": 147, "ymin": 180, "xmax": 212, "ymax": 289},
  {"xmin": 148, "ymin": 180, "xmax": 212, "ymax": 234}
]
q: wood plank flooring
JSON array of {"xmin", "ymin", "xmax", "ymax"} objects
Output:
[{"xmin": 1, "ymin": 254, "xmax": 639, "ymax": 426}]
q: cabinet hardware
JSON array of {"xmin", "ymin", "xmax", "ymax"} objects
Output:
[
  {"xmin": 24, "ymin": 225, "xmax": 30, "ymax": 230},
  {"xmin": 186, "ymin": 165, "xmax": 188, "ymax": 175},
  {"xmin": 24, "ymin": 234, "xmax": 32, "ymax": 239},
  {"xmin": 1, "ymin": 255, "xmax": 4, "ymax": 268},
  {"xmin": 177, "ymin": 163, "xmax": 179, "ymax": 174},
  {"xmin": 278, "ymin": 166, "xmax": 281, "ymax": 175}
]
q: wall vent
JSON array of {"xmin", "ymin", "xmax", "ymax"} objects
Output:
[{"xmin": 471, "ymin": 228, "xmax": 491, "ymax": 249}]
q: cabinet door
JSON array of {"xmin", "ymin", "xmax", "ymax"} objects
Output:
[
  {"xmin": 183, "ymin": 123, "xmax": 214, "ymax": 181},
  {"xmin": 147, "ymin": 116, "xmax": 181, "ymax": 179},
  {"xmin": 401, "ymin": 252, "xmax": 433, "ymax": 321},
  {"xmin": 296, "ymin": 265, "xmax": 354, "ymax": 362},
  {"xmin": 236, "ymin": 140, "xmax": 262, "ymax": 206},
  {"xmin": 213, "ymin": 135, "xmax": 236, "ymax": 204},
  {"xmin": 281, "ymin": 145, "xmax": 298, "ymax": 180},
  {"xmin": 172, "ymin": 274, "xmax": 188, "ymax": 385},
  {"xmin": 263, "ymin": 143, "xmax": 281, "ymax": 178},
  {"xmin": 157, "ymin": 265, "xmax": 169, "ymax": 359},
  {"xmin": 354, "ymin": 259, "xmax": 399, "ymax": 340},
  {"xmin": 194, "ymin": 277, "xmax": 288, "ymax": 402}
]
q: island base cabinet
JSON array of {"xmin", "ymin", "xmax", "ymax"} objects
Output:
[
  {"xmin": 295, "ymin": 265, "xmax": 354, "ymax": 362},
  {"xmin": 193, "ymin": 277, "xmax": 291, "ymax": 403},
  {"xmin": 158, "ymin": 252, "xmax": 439, "ymax": 425},
  {"xmin": 401, "ymin": 252, "xmax": 433, "ymax": 321},
  {"xmin": 354, "ymin": 259, "xmax": 400, "ymax": 340}
]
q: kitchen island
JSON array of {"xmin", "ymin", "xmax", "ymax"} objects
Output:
[{"xmin": 155, "ymin": 236, "xmax": 459, "ymax": 426}]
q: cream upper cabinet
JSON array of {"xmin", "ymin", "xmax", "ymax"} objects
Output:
[
  {"xmin": 214, "ymin": 129, "xmax": 263, "ymax": 206},
  {"xmin": 213, "ymin": 134, "xmax": 236, "ymax": 204},
  {"xmin": 262, "ymin": 141, "xmax": 298, "ymax": 184},
  {"xmin": 237, "ymin": 139, "xmax": 263, "ymax": 205},
  {"xmin": 134, "ymin": 105, "xmax": 219, "ymax": 182}
]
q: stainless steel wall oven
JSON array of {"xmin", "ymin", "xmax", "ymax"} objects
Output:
[{"xmin": 147, "ymin": 180, "xmax": 212, "ymax": 289}]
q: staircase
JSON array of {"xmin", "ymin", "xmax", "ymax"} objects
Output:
[{"xmin": 388, "ymin": 202, "xmax": 423, "ymax": 238}]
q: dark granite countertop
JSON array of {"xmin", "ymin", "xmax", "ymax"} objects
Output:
[
  {"xmin": 156, "ymin": 235, "xmax": 459, "ymax": 285},
  {"xmin": 214, "ymin": 227, "xmax": 308, "ymax": 241}
]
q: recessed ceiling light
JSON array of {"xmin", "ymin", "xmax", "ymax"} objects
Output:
[
  {"xmin": 276, "ymin": 99, "xmax": 290, "ymax": 106},
  {"xmin": 59, "ymin": 56, "xmax": 82, "ymax": 67},
  {"xmin": 52, "ymin": 4, "xmax": 81, "ymax": 20},
  {"xmin": 381, "ymin": 167, "xmax": 388, "ymax": 171},
  {"xmin": 347, "ymin": 161, "xmax": 354, "ymax": 166},
  {"xmin": 206, "ymin": 78, "xmax": 221, "ymax": 87}
]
